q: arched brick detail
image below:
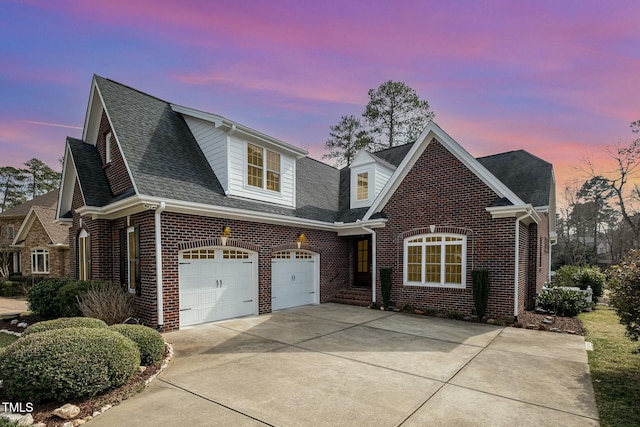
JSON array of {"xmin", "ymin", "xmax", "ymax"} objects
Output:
[
  {"xmin": 177, "ymin": 238, "xmax": 260, "ymax": 253},
  {"xmin": 271, "ymin": 243, "xmax": 322, "ymax": 254}
]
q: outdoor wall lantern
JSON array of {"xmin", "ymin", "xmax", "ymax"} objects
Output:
[
  {"xmin": 297, "ymin": 233, "xmax": 307, "ymax": 249},
  {"xmin": 221, "ymin": 226, "xmax": 231, "ymax": 246}
]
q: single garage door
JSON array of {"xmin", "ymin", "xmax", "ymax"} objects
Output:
[
  {"xmin": 271, "ymin": 250, "xmax": 318, "ymax": 310},
  {"xmin": 179, "ymin": 248, "xmax": 257, "ymax": 327}
]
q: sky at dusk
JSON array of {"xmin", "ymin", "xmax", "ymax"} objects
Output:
[{"xmin": 1, "ymin": 0, "xmax": 639, "ymax": 198}]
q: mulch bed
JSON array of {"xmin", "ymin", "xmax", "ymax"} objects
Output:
[
  {"xmin": 513, "ymin": 310, "xmax": 586, "ymax": 336},
  {"xmin": 0, "ymin": 313, "xmax": 168, "ymax": 427}
]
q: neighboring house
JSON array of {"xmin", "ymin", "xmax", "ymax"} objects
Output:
[
  {"xmin": 0, "ymin": 190, "xmax": 69, "ymax": 278},
  {"xmin": 57, "ymin": 76, "xmax": 556, "ymax": 331}
]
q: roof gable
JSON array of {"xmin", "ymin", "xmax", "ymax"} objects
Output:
[
  {"xmin": 363, "ymin": 121, "xmax": 526, "ymax": 220},
  {"xmin": 13, "ymin": 206, "xmax": 69, "ymax": 246}
]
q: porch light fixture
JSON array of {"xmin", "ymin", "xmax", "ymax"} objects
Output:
[
  {"xmin": 221, "ymin": 226, "xmax": 231, "ymax": 246},
  {"xmin": 296, "ymin": 233, "xmax": 307, "ymax": 249}
]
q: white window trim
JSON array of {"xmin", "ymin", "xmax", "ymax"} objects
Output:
[
  {"xmin": 105, "ymin": 132, "xmax": 113, "ymax": 163},
  {"xmin": 356, "ymin": 172, "xmax": 369, "ymax": 201},
  {"xmin": 403, "ymin": 233, "xmax": 467, "ymax": 288},
  {"xmin": 31, "ymin": 248, "xmax": 50, "ymax": 274},
  {"xmin": 245, "ymin": 142, "xmax": 281, "ymax": 193},
  {"xmin": 350, "ymin": 166, "xmax": 374, "ymax": 208}
]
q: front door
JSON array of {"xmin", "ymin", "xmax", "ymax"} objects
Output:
[{"xmin": 354, "ymin": 237, "xmax": 371, "ymax": 287}]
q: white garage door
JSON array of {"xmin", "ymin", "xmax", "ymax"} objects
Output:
[
  {"xmin": 179, "ymin": 248, "xmax": 257, "ymax": 327},
  {"xmin": 271, "ymin": 250, "xmax": 318, "ymax": 310}
]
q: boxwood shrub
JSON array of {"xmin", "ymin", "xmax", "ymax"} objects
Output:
[
  {"xmin": 110, "ymin": 324, "xmax": 165, "ymax": 366},
  {"xmin": 55, "ymin": 280, "xmax": 106, "ymax": 317},
  {"xmin": 536, "ymin": 287, "xmax": 586, "ymax": 317},
  {"xmin": 26, "ymin": 278, "xmax": 71, "ymax": 319},
  {"xmin": 22, "ymin": 317, "xmax": 107, "ymax": 337},
  {"xmin": 0, "ymin": 327, "xmax": 140, "ymax": 402}
]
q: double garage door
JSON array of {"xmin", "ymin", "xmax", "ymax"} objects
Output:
[{"xmin": 179, "ymin": 247, "xmax": 318, "ymax": 327}]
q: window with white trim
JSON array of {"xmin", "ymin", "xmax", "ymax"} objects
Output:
[
  {"xmin": 357, "ymin": 172, "xmax": 368, "ymax": 200},
  {"xmin": 404, "ymin": 234, "xmax": 466, "ymax": 287},
  {"xmin": 105, "ymin": 132, "xmax": 113, "ymax": 163},
  {"xmin": 31, "ymin": 248, "xmax": 50, "ymax": 274},
  {"xmin": 127, "ymin": 226, "xmax": 140, "ymax": 293},
  {"xmin": 247, "ymin": 143, "xmax": 280, "ymax": 192}
]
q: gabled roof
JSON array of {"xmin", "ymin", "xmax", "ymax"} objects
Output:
[
  {"xmin": 477, "ymin": 150, "xmax": 553, "ymax": 208},
  {"xmin": 0, "ymin": 190, "xmax": 59, "ymax": 219},
  {"xmin": 13, "ymin": 206, "xmax": 69, "ymax": 247},
  {"xmin": 67, "ymin": 137, "xmax": 114, "ymax": 207}
]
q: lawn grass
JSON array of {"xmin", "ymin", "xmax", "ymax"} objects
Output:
[
  {"xmin": 0, "ymin": 332, "xmax": 18, "ymax": 350},
  {"xmin": 579, "ymin": 306, "xmax": 640, "ymax": 427}
]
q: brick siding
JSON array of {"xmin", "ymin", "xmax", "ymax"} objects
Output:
[{"xmin": 96, "ymin": 111, "xmax": 134, "ymax": 196}]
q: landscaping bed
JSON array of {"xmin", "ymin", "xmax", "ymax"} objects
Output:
[{"xmin": 515, "ymin": 310, "xmax": 586, "ymax": 335}]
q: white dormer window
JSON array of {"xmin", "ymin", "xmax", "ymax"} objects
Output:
[
  {"xmin": 247, "ymin": 143, "xmax": 280, "ymax": 192},
  {"xmin": 105, "ymin": 132, "xmax": 113, "ymax": 163},
  {"xmin": 357, "ymin": 172, "xmax": 368, "ymax": 201}
]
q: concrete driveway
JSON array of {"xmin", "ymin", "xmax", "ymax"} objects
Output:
[{"xmin": 88, "ymin": 303, "xmax": 599, "ymax": 426}]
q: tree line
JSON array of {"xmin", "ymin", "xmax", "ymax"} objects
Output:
[
  {"xmin": 553, "ymin": 120, "xmax": 640, "ymax": 268},
  {"xmin": 323, "ymin": 80, "xmax": 434, "ymax": 167},
  {"xmin": 0, "ymin": 159, "xmax": 61, "ymax": 212}
]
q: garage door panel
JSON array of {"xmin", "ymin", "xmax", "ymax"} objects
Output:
[
  {"xmin": 272, "ymin": 253, "xmax": 317, "ymax": 311},
  {"xmin": 179, "ymin": 248, "xmax": 256, "ymax": 327}
]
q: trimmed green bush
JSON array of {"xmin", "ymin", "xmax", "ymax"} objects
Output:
[
  {"xmin": 55, "ymin": 280, "xmax": 105, "ymax": 317},
  {"xmin": 110, "ymin": 324, "xmax": 165, "ymax": 366},
  {"xmin": 608, "ymin": 250, "xmax": 640, "ymax": 353},
  {"xmin": 22, "ymin": 317, "xmax": 107, "ymax": 337},
  {"xmin": 472, "ymin": 269, "xmax": 490, "ymax": 319},
  {"xmin": 553, "ymin": 264, "xmax": 605, "ymax": 300},
  {"xmin": 0, "ymin": 281, "xmax": 25, "ymax": 297},
  {"xmin": 380, "ymin": 268, "xmax": 392, "ymax": 308},
  {"xmin": 0, "ymin": 327, "xmax": 140, "ymax": 402},
  {"xmin": 26, "ymin": 278, "xmax": 71, "ymax": 319},
  {"xmin": 536, "ymin": 287, "xmax": 586, "ymax": 317}
]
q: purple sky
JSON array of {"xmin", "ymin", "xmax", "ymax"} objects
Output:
[{"xmin": 1, "ymin": 0, "xmax": 639, "ymax": 195}]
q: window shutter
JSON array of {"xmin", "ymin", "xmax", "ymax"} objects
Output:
[
  {"xmin": 134, "ymin": 225, "xmax": 141, "ymax": 296},
  {"xmin": 120, "ymin": 228, "xmax": 126, "ymax": 289}
]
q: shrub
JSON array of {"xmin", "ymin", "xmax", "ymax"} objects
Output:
[
  {"xmin": 0, "ymin": 281, "xmax": 25, "ymax": 297},
  {"xmin": 608, "ymin": 250, "xmax": 640, "ymax": 353},
  {"xmin": 110, "ymin": 324, "xmax": 165, "ymax": 366},
  {"xmin": 536, "ymin": 287, "xmax": 586, "ymax": 317},
  {"xmin": 78, "ymin": 283, "xmax": 135, "ymax": 325},
  {"xmin": 0, "ymin": 327, "xmax": 140, "ymax": 402},
  {"xmin": 380, "ymin": 268, "xmax": 392, "ymax": 308},
  {"xmin": 26, "ymin": 278, "xmax": 71, "ymax": 319},
  {"xmin": 22, "ymin": 317, "xmax": 107, "ymax": 337},
  {"xmin": 472, "ymin": 269, "xmax": 490, "ymax": 319},
  {"xmin": 55, "ymin": 280, "xmax": 100, "ymax": 317},
  {"xmin": 553, "ymin": 264, "xmax": 605, "ymax": 301}
]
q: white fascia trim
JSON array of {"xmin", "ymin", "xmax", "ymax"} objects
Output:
[
  {"xmin": 363, "ymin": 121, "xmax": 525, "ymax": 221},
  {"xmin": 12, "ymin": 207, "xmax": 37, "ymax": 246},
  {"xmin": 335, "ymin": 219, "xmax": 388, "ymax": 236},
  {"xmin": 486, "ymin": 205, "xmax": 541, "ymax": 224},
  {"xmin": 535, "ymin": 205, "xmax": 550, "ymax": 213},
  {"xmin": 57, "ymin": 144, "xmax": 82, "ymax": 220},
  {"xmin": 93, "ymin": 84, "xmax": 140, "ymax": 195},
  {"xmin": 76, "ymin": 195, "xmax": 369, "ymax": 232},
  {"xmin": 170, "ymin": 104, "xmax": 307, "ymax": 158},
  {"xmin": 81, "ymin": 78, "xmax": 98, "ymax": 142}
]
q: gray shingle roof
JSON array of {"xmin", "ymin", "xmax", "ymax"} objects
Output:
[
  {"xmin": 68, "ymin": 137, "xmax": 114, "ymax": 207},
  {"xmin": 94, "ymin": 76, "xmax": 345, "ymax": 222},
  {"xmin": 477, "ymin": 150, "xmax": 552, "ymax": 207}
]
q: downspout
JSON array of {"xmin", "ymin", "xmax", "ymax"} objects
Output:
[
  {"xmin": 513, "ymin": 209, "xmax": 534, "ymax": 322},
  {"xmin": 361, "ymin": 225, "xmax": 377, "ymax": 303},
  {"xmin": 549, "ymin": 238, "xmax": 557, "ymax": 284},
  {"xmin": 155, "ymin": 201, "xmax": 166, "ymax": 331}
]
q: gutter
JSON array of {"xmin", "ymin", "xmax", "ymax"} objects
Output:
[
  {"xmin": 360, "ymin": 224, "xmax": 377, "ymax": 304},
  {"xmin": 513, "ymin": 208, "xmax": 535, "ymax": 322},
  {"xmin": 155, "ymin": 201, "xmax": 166, "ymax": 331}
]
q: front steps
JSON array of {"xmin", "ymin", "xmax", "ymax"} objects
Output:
[{"xmin": 331, "ymin": 287, "xmax": 372, "ymax": 307}]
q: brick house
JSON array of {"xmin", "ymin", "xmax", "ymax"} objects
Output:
[
  {"xmin": 0, "ymin": 190, "xmax": 69, "ymax": 278},
  {"xmin": 57, "ymin": 76, "xmax": 556, "ymax": 331}
]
